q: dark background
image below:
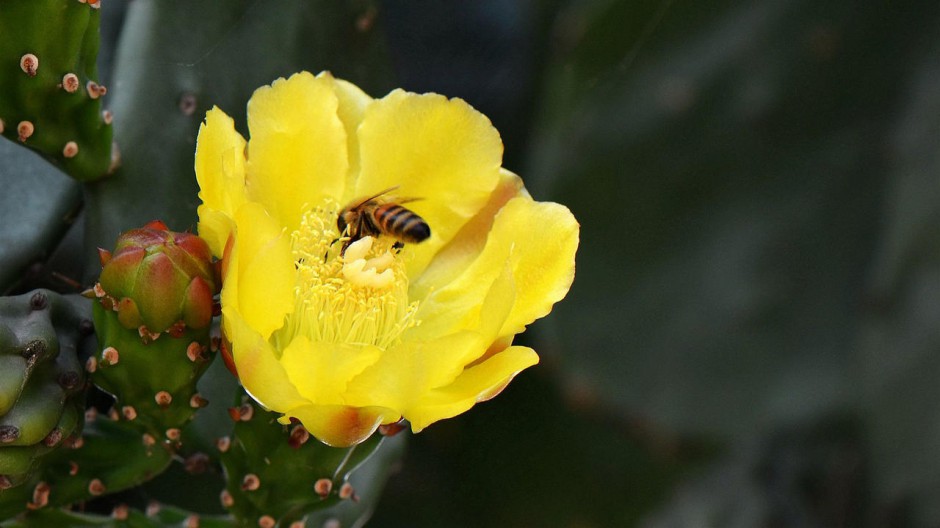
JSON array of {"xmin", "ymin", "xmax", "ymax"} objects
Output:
[
  {"xmin": 372, "ymin": 1, "xmax": 940, "ymax": 526},
  {"xmin": 3, "ymin": 0, "xmax": 940, "ymax": 526}
]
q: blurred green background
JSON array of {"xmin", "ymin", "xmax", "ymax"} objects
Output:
[{"xmin": 3, "ymin": 0, "xmax": 940, "ymax": 526}]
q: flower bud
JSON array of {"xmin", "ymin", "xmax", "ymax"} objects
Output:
[{"xmin": 97, "ymin": 220, "xmax": 217, "ymax": 334}]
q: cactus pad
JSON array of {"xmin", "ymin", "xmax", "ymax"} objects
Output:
[
  {"xmin": 0, "ymin": 0, "xmax": 113, "ymax": 181},
  {"xmin": 218, "ymin": 400, "xmax": 388, "ymax": 526},
  {"xmin": 0, "ymin": 291, "xmax": 89, "ymax": 491}
]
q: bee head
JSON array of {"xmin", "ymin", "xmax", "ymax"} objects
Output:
[{"xmin": 337, "ymin": 208, "xmax": 352, "ymax": 235}]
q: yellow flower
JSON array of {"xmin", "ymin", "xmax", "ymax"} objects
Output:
[{"xmin": 195, "ymin": 72, "xmax": 578, "ymax": 447}]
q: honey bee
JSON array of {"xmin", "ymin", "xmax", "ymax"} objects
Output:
[{"xmin": 337, "ymin": 186, "xmax": 431, "ymax": 252}]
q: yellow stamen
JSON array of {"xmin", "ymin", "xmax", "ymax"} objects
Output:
[{"xmin": 276, "ymin": 202, "xmax": 419, "ymax": 350}]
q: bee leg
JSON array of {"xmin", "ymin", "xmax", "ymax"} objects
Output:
[
  {"xmin": 325, "ymin": 238, "xmax": 340, "ymax": 260},
  {"xmin": 338, "ymin": 238, "xmax": 355, "ymax": 257},
  {"xmin": 392, "ymin": 241, "xmax": 404, "ymax": 253}
]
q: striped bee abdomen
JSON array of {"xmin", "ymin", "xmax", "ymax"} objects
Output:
[{"xmin": 374, "ymin": 203, "xmax": 431, "ymax": 244}]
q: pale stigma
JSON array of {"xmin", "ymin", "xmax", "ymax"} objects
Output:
[{"xmin": 341, "ymin": 237, "xmax": 395, "ymax": 289}]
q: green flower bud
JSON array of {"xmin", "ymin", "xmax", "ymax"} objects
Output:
[{"xmin": 96, "ymin": 220, "xmax": 217, "ymax": 335}]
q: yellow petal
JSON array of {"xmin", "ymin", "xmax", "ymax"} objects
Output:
[
  {"xmin": 344, "ymin": 331, "xmax": 488, "ymax": 412},
  {"xmin": 354, "ymin": 90, "xmax": 503, "ymax": 275},
  {"xmin": 406, "ymin": 345, "xmax": 539, "ymax": 432},
  {"xmin": 196, "ymin": 206, "xmax": 235, "ymax": 261},
  {"xmin": 495, "ymin": 198, "xmax": 579, "ymax": 336},
  {"xmin": 279, "ymin": 336, "xmax": 382, "ymax": 405},
  {"xmin": 407, "ymin": 252, "xmax": 516, "ymax": 342},
  {"xmin": 280, "ymin": 404, "xmax": 399, "ymax": 447},
  {"xmin": 411, "ymin": 168, "xmax": 524, "ymax": 300},
  {"xmin": 317, "ymin": 71, "xmax": 373, "ymax": 191},
  {"xmin": 478, "ymin": 258, "xmax": 517, "ymax": 339},
  {"xmin": 195, "ymin": 107, "xmax": 248, "ymax": 257},
  {"xmin": 224, "ymin": 202, "xmax": 294, "ymax": 339},
  {"xmin": 246, "ymin": 72, "xmax": 349, "ymax": 233},
  {"xmin": 223, "ymin": 309, "xmax": 307, "ymax": 411},
  {"xmin": 413, "ymin": 196, "xmax": 578, "ymax": 339}
]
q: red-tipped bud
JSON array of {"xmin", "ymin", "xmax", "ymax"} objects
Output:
[
  {"xmin": 98, "ymin": 248, "xmax": 112, "ymax": 266},
  {"xmin": 115, "ymin": 297, "xmax": 142, "ymax": 329},
  {"xmin": 182, "ymin": 276, "xmax": 213, "ymax": 329},
  {"xmin": 96, "ymin": 223, "xmax": 218, "ymax": 334}
]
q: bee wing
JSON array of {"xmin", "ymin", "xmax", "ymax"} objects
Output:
[
  {"xmin": 356, "ymin": 185, "xmax": 401, "ymax": 205},
  {"xmin": 346, "ymin": 186, "xmax": 427, "ymax": 208},
  {"xmin": 344, "ymin": 185, "xmax": 401, "ymax": 210}
]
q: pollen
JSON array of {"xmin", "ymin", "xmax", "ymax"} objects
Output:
[{"xmin": 278, "ymin": 203, "xmax": 419, "ymax": 350}]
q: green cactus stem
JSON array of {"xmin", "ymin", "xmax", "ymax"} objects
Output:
[
  {"xmin": 0, "ymin": 415, "xmax": 174, "ymax": 520},
  {"xmin": 90, "ymin": 309, "xmax": 215, "ymax": 438},
  {"xmin": 0, "ymin": 502, "xmax": 237, "ymax": 528},
  {"xmin": 0, "ymin": 291, "xmax": 90, "ymax": 492},
  {"xmin": 0, "ymin": 0, "xmax": 113, "ymax": 181},
  {"xmin": 218, "ymin": 398, "xmax": 389, "ymax": 527}
]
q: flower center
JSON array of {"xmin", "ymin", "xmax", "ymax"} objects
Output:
[{"xmin": 277, "ymin": 201, "xmax": 419, "ymax": 349}]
